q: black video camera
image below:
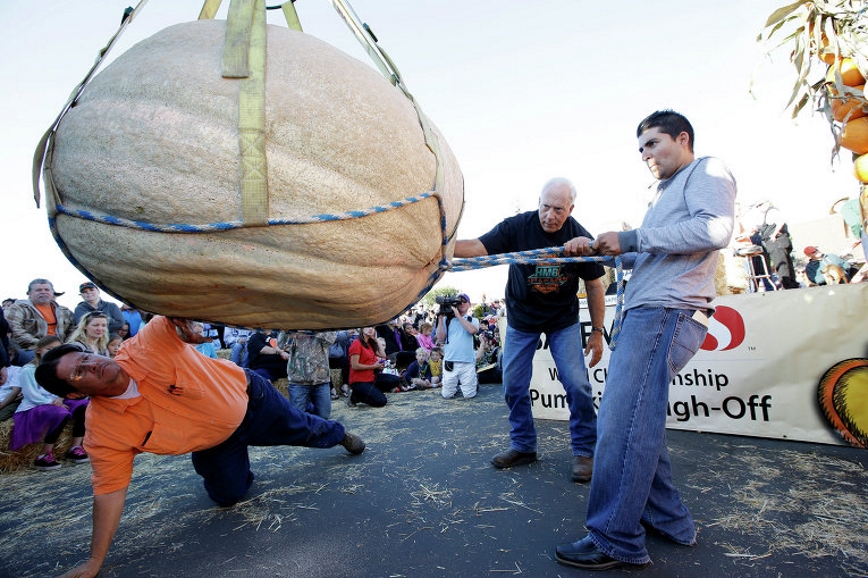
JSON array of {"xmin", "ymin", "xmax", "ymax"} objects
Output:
[{"xmin": 435, "ymin": 295, "xmax": 463, "ymax": 319}]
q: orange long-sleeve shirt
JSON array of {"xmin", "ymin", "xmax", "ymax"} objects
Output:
[{"xmin": 84, "ymin": 316, "xmax": 247, "ymax": 494}]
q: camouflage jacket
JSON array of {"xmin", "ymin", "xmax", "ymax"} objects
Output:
[{"xmin": 283, "ymin": 331, "xmax": 336, "ymax": 385}]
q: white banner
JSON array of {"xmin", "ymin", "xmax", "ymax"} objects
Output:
[{"xmin": 528, "ymin": 283, "xmax": 868, "ymax": 448}]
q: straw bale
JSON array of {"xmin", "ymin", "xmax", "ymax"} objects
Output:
[{"xmin": 0, "ymin": 419, "xmax": 74, "ymax": 474}]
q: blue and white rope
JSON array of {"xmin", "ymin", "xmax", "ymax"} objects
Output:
[
  {"xmin": 52, "ymin": 192, "xmax": 437, "ymax": 232},
  {"xmin": 451, "ymin": 249, "xmax": 625, "ymax": 351}
]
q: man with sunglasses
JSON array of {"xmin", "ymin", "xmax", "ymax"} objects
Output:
[{"xmin": 35, "ymin": 315, "xmax": 366, "ymax": 578}]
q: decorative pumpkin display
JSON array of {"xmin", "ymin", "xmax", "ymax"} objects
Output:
[
  {"xmin": 818, "ymin": 358, "xmax": 868, "ymax": 448},
  {"xmin": 39, "ymin": 19, "xmax": 464, "ymax": 330}
]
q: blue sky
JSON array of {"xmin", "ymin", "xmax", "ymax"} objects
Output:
[{"xmin": 1, "ymin": 0, "xmax": 858, "ymax": 306}]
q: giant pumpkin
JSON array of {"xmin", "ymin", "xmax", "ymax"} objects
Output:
[{"xmin": 39, "ymin": 19, "xmax": 464, "ymax": 329}]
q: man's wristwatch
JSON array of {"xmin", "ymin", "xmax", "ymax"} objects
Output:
[{"xmin": 591, "ymin": 327, "xmax": 604, "ymax": 334}]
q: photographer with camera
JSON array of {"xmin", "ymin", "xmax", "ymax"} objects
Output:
[
  {"xmin": 454, "ymin": 177, "xmax": 605, "ymax": 483},
  {"xmin": 434, "ymin": 293, "xmax": 479, "ymax": 399}
]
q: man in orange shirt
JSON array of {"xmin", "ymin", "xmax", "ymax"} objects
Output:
[
  {"xmin": 6, "ymin": 278, "xmax": 74, "ymax": 365},
  {"xmin": 36, "ymin": 316, "xmax": 365, "ymax": 578}
]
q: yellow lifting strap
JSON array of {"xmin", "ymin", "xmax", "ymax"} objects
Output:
[
  {"xmin": 224, "ymin": 0, "xmax": 269, "ymax": 225},
  {"xmin": 199, "ymin": 0, "xmax": 301, "ymax": 30},
  {"xmin": 200, "ymin": 0, "xmax": 302, "ymax": 226}
]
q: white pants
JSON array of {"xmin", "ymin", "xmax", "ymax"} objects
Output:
[{"xmin": 441, "ymin": 361, "xmax": 478, "ymax": 399}]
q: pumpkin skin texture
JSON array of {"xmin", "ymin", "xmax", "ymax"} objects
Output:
[{"xmin": 46, "ymin": 21, "xmax": 464, "ymax": 329}]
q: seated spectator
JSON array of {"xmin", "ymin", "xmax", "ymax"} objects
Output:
[
  {"xmin": 120, "ymin": 304, "xmax": 143, "ymax": 337},
  {"xmin": 73, "ymin": 282, "xmax": 124, "ymax": 334},
  {"xmin": 67, "ymin": 311, "xmax": 110, "ymax": 356},
  {"xmin": 106, "ymin": 333, "xmax": 123, "ymax": 358},
  {"xmin": 348, "ymin": 327, "xmax": 401, "ymax": 407},
  {"xmin": 202, "ymin": 323, "xmax": 223, "ymax": 349},
  {"xmin": 10, "ymin": 336, "xmax": 89, "ymax": 470},
  {"xmin": 428, "ymin": 347, "xmax": 443, "ymax": 385},
  {"xmin": 223, "ymin": 327, "xmax": 253, "ymax": 367},
  {"xmin": 476, "ymin": 330, "xmax": 503, "ymax": 384},
  {"xmin": 403, "ymin": 323, "xmax": 419, "ymax": 343},
  {"xmin": 6, "ymin": 278, "xmax": 74, "ymax": 365},
  {"xmin": 116, "ymin": 322, "xmax": 131, "ymax": 340},
  {"xmin": 191, "ymin": 323, "xmax": 219, "ymax": 359},
  {"xmin": 402, "ymin": 347, "xmax": 437, "ymax": 390},
  {"xmin": 0, "ymin": 366, "xmax": 24, "ymax": 421},
  {"xmin": 804, "ymin": 246, "xmax": 852, "ymax": 285},
  {"xmin": 397, "ymin": 323, "xmax": 420, "ymax": 370},
  {"xmin": 284, "ymin": 331, "xmax": 336, "ymax": 419},
  {"xmin": 416, "ymin": 322, "xmax": 436, "ymax": 351},
  {"xmin": 247, "ymin": 329, "xmax": 289, "ymax": 382},
  {"xmin": 376, "ymin": 320, "xmax": 416, "ymax": 370}
]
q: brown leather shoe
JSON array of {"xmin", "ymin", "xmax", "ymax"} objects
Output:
[
  {"xmin": 491, "ymin": 448, "xmax": 537, "ymax": 469},
  {"xmin": 341, "ymin": 432, "xmax": 366, "ymax": 455},
  {"xmin": 571, "ymin": 455, "xmax": 593, "ymax": 482}
]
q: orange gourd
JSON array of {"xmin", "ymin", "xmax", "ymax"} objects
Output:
[
  {"xmin": 826, "ymin": 57, "xmax": 866, "ymax": 87},
  {"xmin": 839, "ymin": 117, "xmax": 868, "ymax": 154},
  {"xmin": 829, "ymin": 84, "xmax": 867, "ymax": 122}
]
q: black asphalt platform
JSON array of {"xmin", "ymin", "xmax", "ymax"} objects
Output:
[{"xmin": 1, "ymin": 382, "xmax": 866, "ymax": 578}]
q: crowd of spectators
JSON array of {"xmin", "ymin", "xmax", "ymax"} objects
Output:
[{"xmin": 733, "ymin": 199, "xmax": 867, "ymax": 291}]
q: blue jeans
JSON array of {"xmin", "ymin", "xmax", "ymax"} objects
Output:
[
  {"xmin": 230, "ymin": 342, "xmax": 248, "ymax": 367},
  {"xmin": 288, "ymin": 382, "xmax": 332, "ymax": 419},
  {"xmin": 586, "ymin": 307, "xmax": 707, "ymax": 564},
  {"xmin": 190, "ymin": 371, "xmax": 345, "ymax": 506},
  {"xmin": 502, "ymin": 321, "xmax": 596, "ymax": 456},
  {"xmin": 349, "ymin": 373, "xmax": 399, "ymax": 408}
]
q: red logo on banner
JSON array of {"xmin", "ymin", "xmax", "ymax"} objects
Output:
[{"xmin": 700, "ymin": 306, "xmax": 745, "ymax": 351}]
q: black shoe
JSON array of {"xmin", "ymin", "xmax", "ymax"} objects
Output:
[
  {"xmin": 341, "ymin": 432, "xmax": 366, "ymax": 455},
  {"xmin": 490, "ymin": 448, "xmax": 537, "ymax": 469},
  {"xmin": 555, "ymin": 536, "xmax": 647, "ymax": 570},
  {"xmin": 571, "ymin": 455, "xmax": 593, "ymax": 482}
]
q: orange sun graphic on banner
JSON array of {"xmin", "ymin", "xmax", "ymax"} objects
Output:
[{"xmin": 818, "ymin": 358, "xmax": 868, "ymax": 449}]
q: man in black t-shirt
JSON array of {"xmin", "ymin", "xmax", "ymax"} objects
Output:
[{"xmin": 454, "ymin": 177, "xmax": 606, "ymax": 482}]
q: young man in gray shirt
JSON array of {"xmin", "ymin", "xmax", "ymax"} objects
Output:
[{"xmin": 556, "ymin": 110, "xmax": 737, "ymax": 570}]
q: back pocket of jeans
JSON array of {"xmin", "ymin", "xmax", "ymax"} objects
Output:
[{"xmin": 668, "ymin": 313, "xmax": 707, "ymax": 375}]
